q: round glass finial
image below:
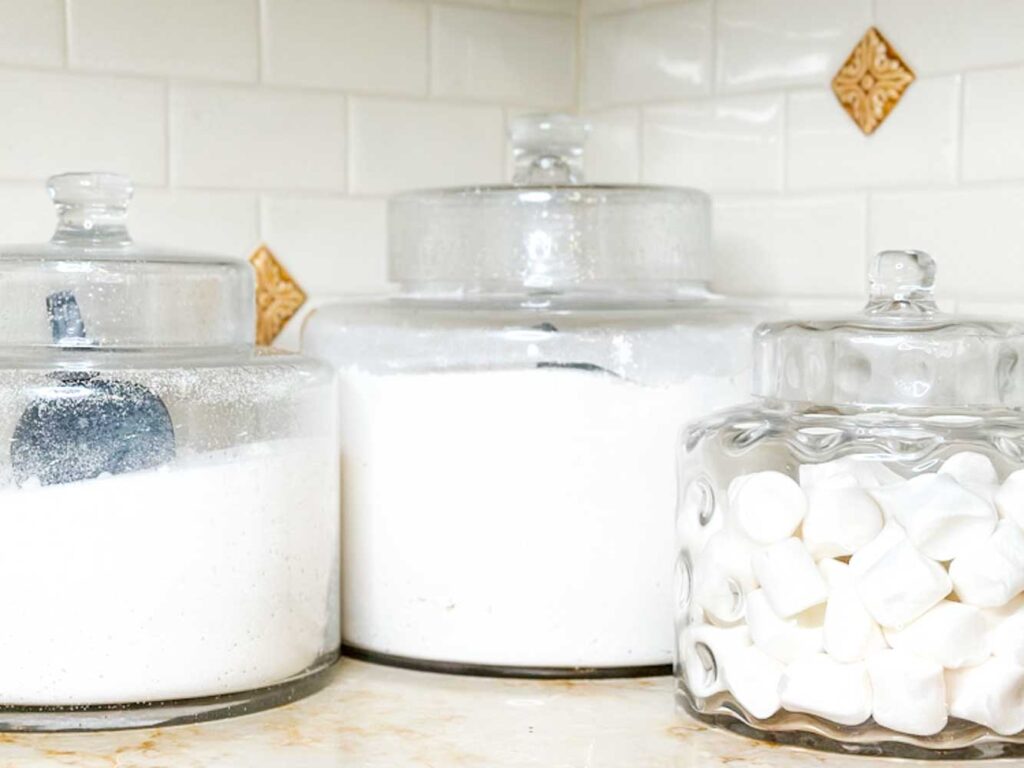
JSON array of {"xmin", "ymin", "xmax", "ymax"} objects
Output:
[
  {"xmin": 867, "ymin": 249, "xmax": 937, "ymax": 312},
  {"xmin": 509, "ymin": 113, "xmax": 591, "ymax": 185},
  {"xmin": 48, "ymin": 172, "xmax": 133, "ymax": 246}
]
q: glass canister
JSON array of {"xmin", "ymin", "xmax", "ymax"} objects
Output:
[
  {"xmin": 302, "ymin": 114, "xmax": 762, "ymax": 677},
  {"xmin": 676, "ymin": 249, "xmax": 1024, "ymax": 758},
  {"xmin": 0, "ymin": 173, "xmax": 339, "ymax": 730}
]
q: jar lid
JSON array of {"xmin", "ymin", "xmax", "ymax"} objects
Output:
[
  {"xmin": 0, "ymin": 172, "xmax": 253, "ymax": 350},
  {"xmin": 388, "ymin": 114, "xmax": 710, "ymax": 294},
  {"xmin": 753, "ymin": 250, "xmax": 1024, "ymax": 409}
]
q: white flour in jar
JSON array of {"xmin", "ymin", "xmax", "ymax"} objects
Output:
[
  {"xmin": 339, "ymin": 365, "xmax": 746, "ymax": 670},
  {"xmin": 0, "ymin": 437, "xmax": 338, "ymax": 706}
]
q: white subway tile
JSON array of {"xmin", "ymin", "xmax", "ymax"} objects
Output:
[
  {"xmin": 786, "ymin": 76, "xmax": 959, "ymax": 191},
  {"xmin": 712, "ymin": 194, "xmax": 867, "ymax": 296},
  {"xmin": 643, "ymin": 94, "xmax": 783, "ymax": 192},
  {"xmin": 349, "ymin": 98, "xmax": 504, "ymax": 195},
  {"xmin": 261, "ymin": 196, "xmax": 388, "ymax": 295},
  {"xmin": 0, "ymin": 70, "xmax": 165, "ymax": 185},
  {"xmin": 582, "ymin": 1, "xmax": 712, "ymax": 108},
  {"xmin": 0, "ymin": 182, "xmax": 61, "ymax": 243},
  {"xmin": 582, "ymin": 108, "xmax": 641, "ymax": 183},
  {"xmin": 170, "ymin": 85, "xmax": 346, "ymax": 191},
  {"xmin": 716, "ymin": 0, "xmax": 870, "ymax": 93},
  {"xmin": 868, "ymin": 187, "xmax": 1024, "ymax": 301},
  {"xmin": 508, "ymin": 0, "xmax": 578, "ymax": 14},
  {"xmin": 263, "ymin": 0, "xmax": 427, "ymax": 95},
  {"xmin": 0, "ymin": 0, "xmax": 64, "ymax": 68},
  {"xmin": 432, "ymin": 5, "xmax": 575, "ymax": 107},
  {"xmin": 876, "ymin": 0, "xmax": 1024, "ymax": 74},
  {"xmin": 963, "ymin": 66, "xmax": 1024, "ymax": 182},
  {"xmin": 68, "ymin": 0, "xmax": 258, "ymax": 81},
  {"xmin": 130, "ymin": 189, "xmax": 259, "ymax": 259},
  {"xmin": 582, "ymin": 0, "xmax": 666, "ymax": 14}
]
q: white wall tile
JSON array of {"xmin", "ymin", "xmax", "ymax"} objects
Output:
[
  {"xmin": 869, "ymin": 187, "xmax": 1024, "ymax": 300},
  {"xmin": 0, "ymin": 0, "xmax": 64, "ymax": 68},
  {"xmin": 876, "ymin": 0, "xmax": 1024, "ymax": 75},
  {"xmin": 509, "ymin": 0, "xmax": 578, "ymax": 13},
  {"xmin": 582, "ymin": 0, "xmax": 667, "ymax": 15},
  {"xmin": 170, "ymin": 85, "xmax": 346, "ymax": 191},
  {"xmin": 261, "ymin": 196, "xmax": 388, "ymax": 294},
  {"xmin": 963, "ymin": 66, "xmax": 1024, "ymax": 183},
  {"xmin": 68, "ymin": 0, "xmax": 258, "ymax": 81},
  {"xmin": 582, "ymin": 108, "xmax": 640, "ymax": 183},
  {"xmin": 0, "ymin": 70, "xmax": 165, "ymax": 184},
  {"xmin": 263, "ymin": 0, "xmax": 428, "ymax": 95},
  {"xmin": 786, "ymin": 76, "xmax": 959, "ymax": 191},
  {"xmin": 582, "ymin": 1, "xmax": 712, "ymax": 108},
  {"xmin": 715, "ymin": 0, "xmax": 870, "ymax": 93},
  {"xmin": 643, "ymin": 94, "xmax": 783, "ymax": 192},
  {"xmin": 0, "ymin": 182, "xmax": 62, "ymax": 243},
  {"xmin": 712, "ymin": 194, "xmax": 867, "ymax": 296},
  {"xmin": 349, "ymin": 98, "xmax": 504, "ymax": 195},
  {"xmin": 432, "ymin": 5, "xmax": 575, "ymax": 107},
  {"xmin": 130, "ymin": 189, "xmax": 258, "ymax": 258}
]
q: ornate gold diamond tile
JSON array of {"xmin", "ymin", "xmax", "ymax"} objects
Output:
[
  {"xmin": 832, "ymin": 27, "xmax": 915, "ymax": 135},
  {"xmin": 249, "ymin": 244, "xmax": 307, "ymax": 346}
]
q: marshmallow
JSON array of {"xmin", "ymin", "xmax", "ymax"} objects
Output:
[
  {"xmin": 725, "ymin": 644, "xmax": 785, "ymax": 720},
  {"xmin": 746, "ymin": 588, "xmax": 824, "ymax": 663},
  {"xmin": 884, "ymin": 600, "xmax": 989, "ymax": 669},
  {"xmin": 870, "ymin": 474, "xmax": 997, "ymax": 562},
  {"xmin": 818, "ymin": 558, "xmax": 852, "ymax": 590},
  {"xmin": 947, "ymin": 656, "xmax": 1024, "ymax": 736},
  {"xmin": 799, "ymin": 457, "xmax": 903, "ymax": 491},
  {"xmin": 986, "ymin": 595, "xmax": 1024, "ymax": 666},
  {"xmin": 950, "ymin": 519, "xmax": 1024, "ymax": 608},
  {"xmin": 693, "ymin": 530, "xmax": 759, "ymax": 624},
  {"xmin": 848, "ymin": 521, "xmax": 908, "ymax": 577},
  {"xmin": 778, "ymin": 654, "xmax": 872, "ymax": 726},
  {"xmin": 857, "ymin": 539, "xmax": 952, "ymax": 628},
  {"xmin": 824, "ymin": 578, "xmax": 886, "ymax": 663},
  {"xmin": 939, "ymin": 451, "xmax": 999, "ymax": 487},
  {"xmin": 867, "ymin": 650, "xmax": 948, "ymax": 736},
  {"xmin": 728, "ymin": 471, "xmax": 807, "ymax": 544},
  {"xmin": 802, "ymin": 487, "xmax": 884, "ymax": 559},
  {"xmin": 678, "ymin": 623, "xmax": 751, "ymax": 698},
  {"xmin": 752, "ymin": 538, "xmax": 828, "ymax": 618},
  {"xmin": 995, "ymin": 470, "xmax": 1024, "ymax": 525}
]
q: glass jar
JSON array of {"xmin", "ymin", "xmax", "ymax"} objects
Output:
[
  {"xmin": 302, "ymin": 114, "xmax": 761, "ymax": 677},
  {"xmin": 676, "ymin": 250, "xmax": 1024, "ymax": 758},
  {"xmin": 0, "ymin": 173, "xmax": 339, "ymax": 731}
]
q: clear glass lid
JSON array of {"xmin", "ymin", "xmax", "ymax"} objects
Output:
[
  {"xmin": 0, "ymin": 172, "xmax": 254, "ymax": 350},
  {"xmin": 388, "ymin": 114, "xmax": 710, "ymax": 294},
  {"xmin": 753, "ymin": 250, "xmax": 1024, "ymax": 409}
]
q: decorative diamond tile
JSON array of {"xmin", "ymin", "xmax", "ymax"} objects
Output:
[
  {"xmin": 249, "ymin": 244, "xmax": 307, "ymax": 347},
  {"xmin": 832, "ymin": 27, "xmax": 915, "ymax": 135}
]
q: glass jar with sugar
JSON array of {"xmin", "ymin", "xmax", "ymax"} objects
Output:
[
  {"xmin": 677, "ymin": 249, "xmax": 1024, "ymax": 758},
  {"xmin": 303, "ymin": 114, "xmax": 762, "ymax": 677}
]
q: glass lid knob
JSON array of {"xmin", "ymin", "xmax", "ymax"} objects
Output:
[
  {"xmin": 509, "ymin": 113, "xmax": 591, "ymax": 185},
  {"xmin": 48, "ymin": 171, "xmax": 133, "ymax": 247},
  {"xmin": 866, "ymin": 249, "xmax": 937, "ymax": 315}
]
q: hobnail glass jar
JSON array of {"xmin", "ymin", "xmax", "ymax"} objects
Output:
[
  {"xmin": 302, "ymin": 114, "xmax": 762, "ymax": 677},
  {"xmin": 0, "ymin": 173, "xmax": 339, "ymax": 731},
  {"xmin": 676, "ymin": 250, "xmax": 1024, "ymax": 759}
]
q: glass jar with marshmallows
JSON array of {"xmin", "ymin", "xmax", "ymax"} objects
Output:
[{"xmin": 676, "ymin": 250, "xmax": 1024, "ymax": 759}]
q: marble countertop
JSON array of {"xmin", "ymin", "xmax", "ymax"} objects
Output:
[{"xmin": 0, "ymin": 659, "xmax": 1012, "ymax": 767}]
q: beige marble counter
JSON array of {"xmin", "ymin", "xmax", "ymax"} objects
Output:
[{"xmin": 0, "ymin": 659, "xmax": 1011, "ymax": 767}]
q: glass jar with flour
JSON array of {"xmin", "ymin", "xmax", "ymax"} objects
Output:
[
  {"xmin": 0, "ymin": 173, "xmax": 339, "ymax": 730},
  {"xmin": 677, "ymin": 250, "xmax": 1024, "ymax": 758},
  {"xmin": 303, "ymin": 114, "xmax": 761, "ymax": 677}
]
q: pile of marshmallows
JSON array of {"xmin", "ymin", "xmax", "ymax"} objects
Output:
[{"xmin": 680, "ymin": 451, "xmax": 1024, "ymax": 738}]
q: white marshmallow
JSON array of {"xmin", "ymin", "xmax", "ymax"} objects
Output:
[
  {"xmin": 856, "ymin": 539, "xmax": 952, "ymax": 628},
  {"xmin": 799, "ymin": 457, "xmax": 903, "ymax": 491},
  {"xmin": 802, "ymin": 487, "xmax": 884, "ymax": 559},
  {"xmin": 848, "ymin": 521, "xmax": 908, "ymax": 577},
  {"xmin": 870, "ymin": 474, "xmax": 997, "ymax": 562},
  {"xmin": 939, "ymin": 451, "xmax": 999, "ymax": 487},
  {"xmin": 752, "ymin": 538, "xmax": 828, "ymax": 618},
  {"xmin": 693, "ymin": 530, "xmax": 759, "ymax": 625},
  {"xmin": 867, "ymin": 649, "xmax": 948, "ymax": 736},
  {"xmin": 818, "ymin": 558, "xmax": 853, "ymax": 590},
  {"xmin": 884, "ymin": 600, "xmax": 989, "ymax": 669},
  {"xmin": 778, "ymin": 654, "xmax": 872, "ymax": 726},
  {"xmin": 947, "ymin": 656, "xmax": 1024, "ymax": 736},
  {"xmin": 995, "ymin": 469, "xmax": 1024, "ymax": 525},
  {"xmin": 728, "ymin": 471, "xmax": 807, "ymax": 544},
  {"xmin": 985, "ymin": 595, "xmax": 1024, "ymax": 666},
  {"xmin": 950, "ymin": 519, "xmax": 1024, "ymax": 608},
  {"xmin": 679, "ymin": 623, "xmax": 751, "ymax": 698},
  {"xmin": 746, "ymin": 588, "xmax": 824, "ymax": 663},
  {"xmin": 725, "ymin": 644, "xmax": 785, "ymax": 720},
  {"xmin": 824, "ymin": 579, "xmax": 886, "ymax": 663}
]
